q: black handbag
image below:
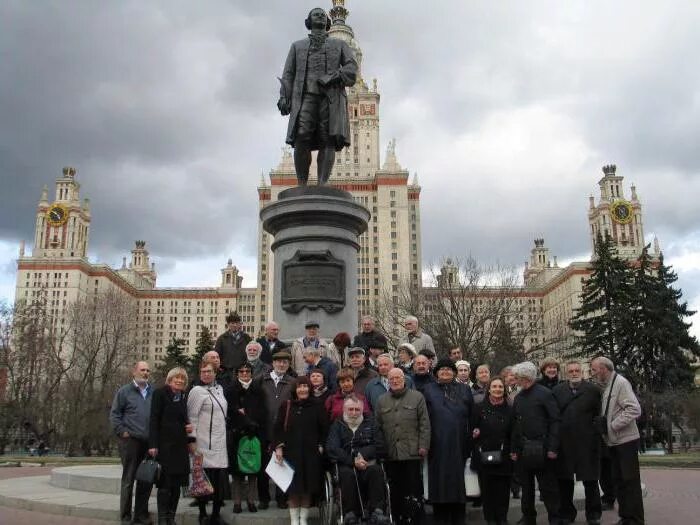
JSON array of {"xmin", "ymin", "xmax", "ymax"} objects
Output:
[
  {"xmin": 135, "ymin": 458, "xmax": 161, "ymax": 484},
  {"xmin": 520, "ymin": 439, "xmax": 545, "ymax": 469},
  {"xmin": 479, "ymin": 449, "xmax": 503, "ymax": 465}
]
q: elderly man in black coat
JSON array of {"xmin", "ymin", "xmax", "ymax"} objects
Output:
[
  {"xmin": 552, "ymin": 361, "xmax": 603, "ymax": 525},
  {"xmin": 510, "ymin": 361, "xmax": 562, "ymax": 525},
  {"xmin": 326, "ymin": 395, "xmax": 387, "ymax": 524}
]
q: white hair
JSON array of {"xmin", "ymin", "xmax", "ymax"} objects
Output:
[
  {"xmin": 592, "ymin": 356, "xmax": 615, "ymax": 371},
  {"xmin": 377, "ymin": 353, "xmax": 394, "ymax": 364},
  {"xmin": 302, "ymin": 346, "xmax": 321, "ymax": 356},
  {"xmin": 246, "ymin": 341, "xmax": 262, "ymax": 351},
  {"xmin": 404, "ymin": 315, "xmax": 419, "ymax": 324},
  {"xmin": 513, "ymin": 361, "xmax": 538, "ymax": 381}
]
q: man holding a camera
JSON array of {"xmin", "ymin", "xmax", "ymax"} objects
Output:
[{"xmin": 590, "ymin": 357, "xmax": 644, "ymax": 525}]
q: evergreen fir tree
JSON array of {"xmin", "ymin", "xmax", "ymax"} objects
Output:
[
  {"xmin": 189, "ymin": 327, "xmax": 215, "ymax": 378},
  {"xmin": 156, "ymin": 337, "xmax": 191, "ymax": 382},
  {"xmin": 569, "ymin": 233, "xmax": 635, "ymax": 367},
  {"xmin": 629, "ymin": 248, "xmax": 699, "ymax": 391}
]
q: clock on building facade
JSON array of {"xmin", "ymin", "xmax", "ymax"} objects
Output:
[
  {"xmin": 611, "ymin": 200, "xmax": 633, "ymax": 224},
  {"xmin": 46, "ymin": 203, "xmax": 69, "ymax": 226}
]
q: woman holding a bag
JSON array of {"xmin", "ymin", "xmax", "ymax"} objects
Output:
[
  {"xmin": 188, "ymin": 362, "xmax": 230, "ymax": 525},
  {"xmin": 226, "ymin": 361, "xmax": 267, "ymax": 514},
  {"xmin": 148, "ymin": 367, "xmax": 193, "ymax": 524},
  {"xmin": 471, "ymin": 376, "xmax": 514, "ymax": 525},
  {"xmin": 273, "ymin": 376, "xmax": 329, "ymax": 525}
]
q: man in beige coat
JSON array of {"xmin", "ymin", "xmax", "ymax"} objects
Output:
[{"xmin": 590, "ymin": 357, "xmax": 644, "ymax": 525}]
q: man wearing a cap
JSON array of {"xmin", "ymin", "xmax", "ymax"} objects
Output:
[
  {"xmin": 290, "ymin": 320, "xmax": 331, "ymax": 376},
  {"xmin": 347, "ymin": 347, "xmax": 378, "ymax": 396},
  {"xmin": 214, "ymin": 312, "xmax": 252, "ymax": 374},
  {"xmin": 259, "ymin": 350, "xmax": 295, "ymax": 509},
  {"xmin": 398, "ymin": 315, "xmax": 435, "ymax": 357}
]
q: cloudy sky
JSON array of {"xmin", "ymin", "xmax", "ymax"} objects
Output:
[{"xmin": 1, "ymin": 1, "xmax": 699, "ymax": 333}]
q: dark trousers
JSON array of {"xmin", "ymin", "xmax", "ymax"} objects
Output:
[
  {"xmin": 610, "ymin": 439, "xmax": 644, "ymax": 524},
  {"xmin": 479, "ymin": 473, "xmax": 511, "ymax": 523},
  {"xmin": 156, "ymin": 481, "xmax": 181, "ymax": 524},
  {"xmin": 432, "ymin": 502, "xmax": 466, "ymax": 525},
  {"xmin": 118, "ymin": 437, "xmax": 152, "ymax": 523},
  {"xmin": 599, "ymin": 446, "xmax": 616, "ymax": 505},
  {"xmin": 385, "ymin": 460, "xmax": 424, "ymax": 525},
  {"xmin": 337, "ymin": 464, "xmax": 385, "ymax": 517},
  {"xmin": 558, "ymin": 478, "xmax": 601, "ymax": 522},
  {"xmin": 519, "ymin": 461, "xmax": 560, "ymax": 524}
]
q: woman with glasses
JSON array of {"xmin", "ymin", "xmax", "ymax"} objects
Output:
[
  {"xmin": 226, "ymin": 362, "xmax": 267, "ymax": 514},
  {"xmin": 188, "ymin": 362, "xmax": 230, "ymax": 524}
]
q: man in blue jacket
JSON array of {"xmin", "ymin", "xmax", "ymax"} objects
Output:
[{"xmin": 109, "ymin": 361, "xmax": 154, "ymax": 525}]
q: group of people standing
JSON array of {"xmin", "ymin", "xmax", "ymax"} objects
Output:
[{"xmin": 110, "ymin": 313, "xmax": 645, "ymax": 525}]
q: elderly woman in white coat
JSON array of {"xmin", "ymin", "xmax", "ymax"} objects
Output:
[{"xmin": 188, "ymin": 362, "xmax": 230, "ymax": 525}]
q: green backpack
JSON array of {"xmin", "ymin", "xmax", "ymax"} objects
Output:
[{"xmin": 237, "ymin": 435, "xmax": 262, "ymax": 474}]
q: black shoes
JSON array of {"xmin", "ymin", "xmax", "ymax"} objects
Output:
[
  {"xmin": 232, "ymin": 504, "xmax": 242, "ymax": 514},
  {"xmin": 247, "ymin": 501, "xmax": 258, "ymax": 513}
]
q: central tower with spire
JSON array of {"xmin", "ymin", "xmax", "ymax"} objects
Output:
[{"xmin": 255, "ymin": 1, "xmax": 423, "ymax": 335}]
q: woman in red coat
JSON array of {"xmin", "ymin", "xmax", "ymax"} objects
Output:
[{"xmin": 324, "ymin": 367, "xmax": 370, "ymax": 421}]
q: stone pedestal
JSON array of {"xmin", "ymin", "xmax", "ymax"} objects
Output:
[{"xmin": 260, "ymin": 186, "xmax": 370, "ymax": 339}]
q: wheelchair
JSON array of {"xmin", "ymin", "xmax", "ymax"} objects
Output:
[{"xmin": 319, "ymin": 462, "xmax": 393, "ymax": 525}]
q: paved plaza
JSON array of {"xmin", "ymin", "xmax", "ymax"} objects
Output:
[{"xmin": 0, "ymin": 465, "xmax": 698, "ymax": 524}]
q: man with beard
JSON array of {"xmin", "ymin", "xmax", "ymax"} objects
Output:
[
  {"xmin": 326, "ymin": 396, "xmax": 387, "ymax": 525},
  {"xmin": 553, "ymin": 361, "xmax": 603, "ymax": 525},
  {"xmin": 590, "ymin": 357, "xmax": 644, "ymax": 525}
]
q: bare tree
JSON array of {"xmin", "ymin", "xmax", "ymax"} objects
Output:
[
  {"xmin": 1, "ymin": 289, "xmax": 139, "ymax": 455},
  {"xmin": 60, "ymin": 289, "xmax": 140, "ymax": 455},
  {"xmin": 374, "ymin": 257, "xmax": 561, "ymax": 366}
]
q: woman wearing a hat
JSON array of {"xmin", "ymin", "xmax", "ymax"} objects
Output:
[
  {"xmin": 397, "ymin": 342, "xmax": 417, "ymax": 376},
  {"xmin": 422, "ymin": 359, "xmax": 474, "ymax": 525}
]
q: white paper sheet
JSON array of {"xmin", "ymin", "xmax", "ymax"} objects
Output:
[{"xmin": 265, "ymin": 454, "xmax": 295, "ymax": 492}]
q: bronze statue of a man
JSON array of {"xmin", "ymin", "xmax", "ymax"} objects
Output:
[{"xmin": 277, "ymin": 7, "xmax": 358, "ymax": 185}]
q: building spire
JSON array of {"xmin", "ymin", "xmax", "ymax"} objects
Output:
[
  {"xmin": 329, "ymin": 0, "xmax": 348, "ymax": 25},
  {"xmin": 328, "ymin": 0, "xmax": 363, "ymax": 81}
]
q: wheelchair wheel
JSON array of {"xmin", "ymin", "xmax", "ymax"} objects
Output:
[{"xmin": 318, "ymin": 470, "xmax": 340, "ymax": 525}]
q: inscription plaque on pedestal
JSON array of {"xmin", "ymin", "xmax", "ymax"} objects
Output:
[{"xmin": 281, "ymin": 250, "xmax": 345, "ymax": 313}]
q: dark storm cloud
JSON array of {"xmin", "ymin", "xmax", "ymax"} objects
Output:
[{"xmin": 1, "ymin": 0, "xmax": 700, "ymax": 326}]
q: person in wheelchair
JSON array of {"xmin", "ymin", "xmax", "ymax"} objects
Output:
[{"xmin": 326, "ymin": 395, "xmax": 388, "ymax": 524}]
